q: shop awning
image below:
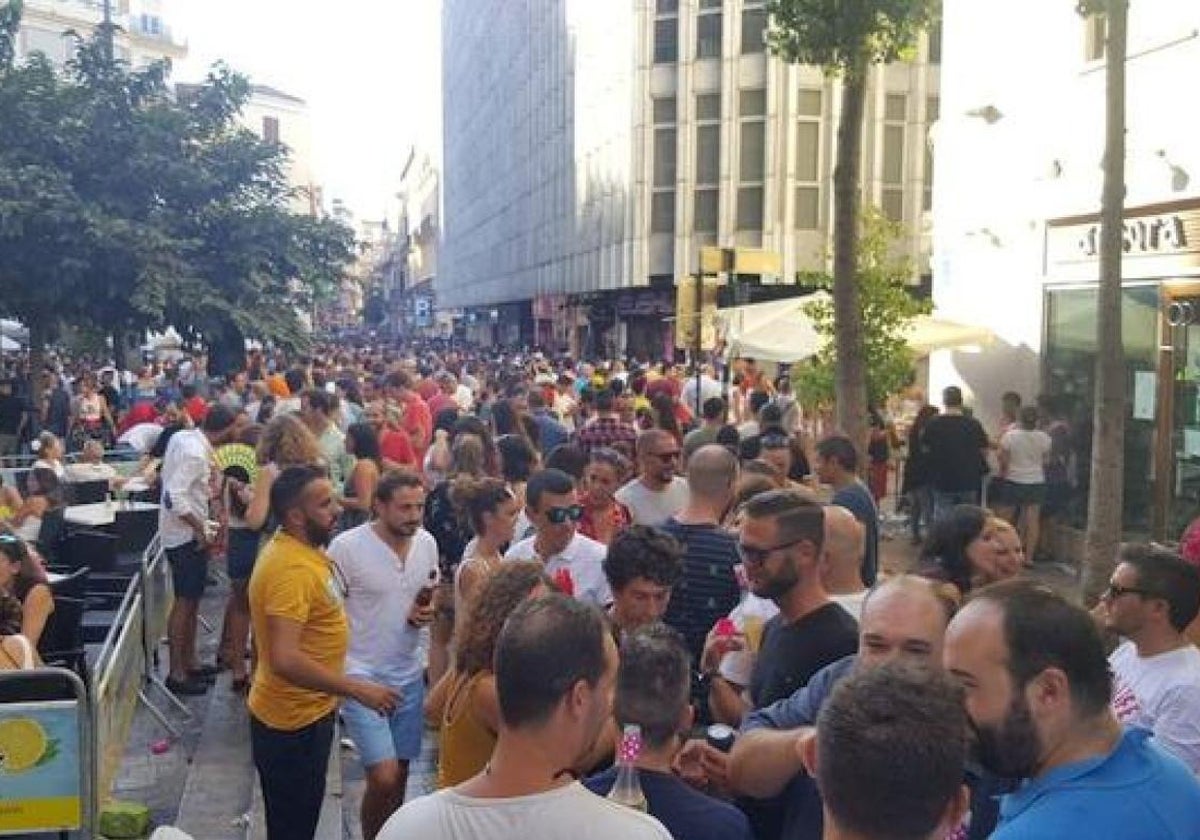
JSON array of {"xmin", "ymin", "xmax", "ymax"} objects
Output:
[{"xmin": 717, "ymin": 293, "xmax": 994, "ymax": 363}]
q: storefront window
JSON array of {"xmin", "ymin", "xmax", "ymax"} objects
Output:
[{"xmin": 1043, "ymin": 285, "xmax": 1159, "ymax": 535}]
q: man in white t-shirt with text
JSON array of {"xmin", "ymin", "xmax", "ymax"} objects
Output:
[
  {"xmin": 1102, "ymin": 543, "xmax": 1200, "ymax": 773},
  {"xmin": 378, "ymin": 594, "xmax": 671, "ymax": 840},
  {"xmin": 615, "ymin": 430, "xmax": 689, "ymax": 528},
  {"xmin": 328, "ymin": 470, "xmax": 440, "ymax": 839},
  {"xmin": 506, "ymin": 468, "xmax": 610, "ymax": 607}
]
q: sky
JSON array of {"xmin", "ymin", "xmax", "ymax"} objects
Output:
[{"xmin": 173, "ymin": 0, "xmax": 442, "ymax": 223}]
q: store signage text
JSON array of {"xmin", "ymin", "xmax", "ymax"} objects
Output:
[{"xmin": 1077, "ymin": 215, "xmax": 1187, "ymax": 257}]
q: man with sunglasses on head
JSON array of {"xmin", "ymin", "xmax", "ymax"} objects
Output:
[
  {"xmin": 1100, "ymin": 543, "xmax": 1200, "ymax": 773},
  {"xmin": 506, "ymin": 468, "xmax": 610, "ymax": 607},
  {"xmin": 616, "ymin": 430, "xmax": 690, "ymax": 528},
  {"xmin": 705, "ymin": 491, "xmax": 858, "ymax": 727}
]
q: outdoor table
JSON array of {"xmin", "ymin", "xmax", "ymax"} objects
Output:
[{"xmin": 64, "ymin": 501, "xmax": 159, "ymax": 529}]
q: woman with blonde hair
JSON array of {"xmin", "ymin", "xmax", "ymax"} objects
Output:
[{"xmin": 243, "ymin": 413, "xmax": 325, "ymax": 530}]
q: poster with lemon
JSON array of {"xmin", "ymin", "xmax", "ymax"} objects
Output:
[{"xmin": 0, "ymin": 701, "xmax": 81, "ymax": 833}]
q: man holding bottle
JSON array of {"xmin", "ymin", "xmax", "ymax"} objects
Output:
[{"xmin": 328, "ymin": 470, "xmax": 440, "ymax": 840}]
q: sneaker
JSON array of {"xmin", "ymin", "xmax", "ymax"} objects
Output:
[{"xmin": 165, "ymin": 676, "xmax": 210, "ymax": 696}]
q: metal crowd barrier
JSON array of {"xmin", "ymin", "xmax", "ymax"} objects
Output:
[
  {"xmin": 91, "ymin": 530, "xmax": 190, "ymax": 808},
  {"xmin": 0, "ymin": 667, "xmax": 96, "ymax": 836}
]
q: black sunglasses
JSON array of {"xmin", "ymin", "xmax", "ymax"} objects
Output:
[
  {"xmin": 1102, "ymin": 583, "xmax": 1153, "ymax": 601},
  {"xmin": 736, "ymin": 538, "xmax": 805, "ymax": 566},
  {"xmin": 545, "ymin": 504, "xmax": 584, "ymax": 525}
]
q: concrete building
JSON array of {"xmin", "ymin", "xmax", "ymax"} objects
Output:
[
  {"xmin": 14, "ymin": 0, "xmax": 186, "ymax": 69},
  {"xmin": 243, "ymin": 84, "xmax": 321, "ymax": 216},
  {"xmin": 399, "ymin": 152, "xmax": 443, "ymax": 338},
  {"xmin": 932, "ymin": 1, "xmax": 1200, "ymax": 539},
  {"xmin": 441, "ymin": 0, "xmax": 940, "ymax": 357}
]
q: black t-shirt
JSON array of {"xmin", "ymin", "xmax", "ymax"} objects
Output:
[
  {"xmin": 584, "ymin": 767, "xmax": 753, "ymax": 840},
  {"xmin": 0, "ymin": 394, "xmax": 23, "ymax": 435},
  {"xmin": 920, "ymin": 413, "xmax": 989, "ymax": 493},
  {"xmin": 831, "ymin": 480, "xmax": 879, "ymax": 586},
  {"xmin": 660, "ymin": 519, "xmax": 742, "ymax": 669},
  {"xmin": 750, "ymin": 603, "xmax": 859, "ymax": 709}
]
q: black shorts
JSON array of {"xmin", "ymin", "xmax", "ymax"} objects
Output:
[
  {"xmin": 226, "ymin": 528, "xmax": 261, "ymax": 582},
  {"xmin": 166, "ymin": 540, "xmax": 208, "ymax": 600},
  {"xmin": 1007, "ymin": 481, "xmax": 1047, "ymax": 507}
]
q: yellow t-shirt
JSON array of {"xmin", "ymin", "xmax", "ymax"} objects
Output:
[{"xmin": 247, "ymin": 532, "xmax": 349, "ymax": 731}]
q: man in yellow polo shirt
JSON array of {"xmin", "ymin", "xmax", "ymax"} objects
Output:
[{"xmin": 248, "ymin": 464, "xmax": 399, "ymax": 840}]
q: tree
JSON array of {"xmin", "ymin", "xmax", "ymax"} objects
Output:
[
  {"xmin": 0, "ymin": 2, "xmax": 354, "ymax": 375},
  {"xmin": 1079, "ymin": 0, "xmax": 1127, "ymax": 604},
  {"xmin": 768, "ymin": 0, "xmax": 938, "ymax": 450},
  {"xmin": 793, "ymin": 207, "xmax": 931, "ymax": 408}
]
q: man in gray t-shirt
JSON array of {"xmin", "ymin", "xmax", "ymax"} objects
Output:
[{"xmin": 616, "ymin": 429, "xmax": 689, "ymax": 527}]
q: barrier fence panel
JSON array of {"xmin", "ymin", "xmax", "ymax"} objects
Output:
[
  {"xmin": 93, "ymin": 590, "xmax": 146, "ymax": 805},
  {"xmin": 0, "ymin": 668, "xmax": 95, "ymax": 837}
]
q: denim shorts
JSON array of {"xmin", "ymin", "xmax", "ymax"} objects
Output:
[
  {"xmin": 340, "ymin": 676, "xmax": 426, "ymax": 768},
  {"xmin": 166, "ymin": 540, "xmax": 208, "ymax": 600}
]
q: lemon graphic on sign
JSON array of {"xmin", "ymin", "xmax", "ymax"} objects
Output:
[{"xmin": 0, "ymin": 718, "xmax": 49, "ymax": 774}]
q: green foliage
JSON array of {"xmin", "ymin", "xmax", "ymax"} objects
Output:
[
  {"xmin": 0, "ymin": 3, "xmax": 353, "ymax": 361},
  {"xmin": 793, "ymin": 208, "xmax": 931, "ymax": 407},
  {"xmin": 767, "ymin": 0, "xmax": 940, "ymax": 78}
]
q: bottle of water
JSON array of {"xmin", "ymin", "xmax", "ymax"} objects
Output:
[{"xmin": 606, "ymin": 724, "xmax": 648, "ymax": 812}]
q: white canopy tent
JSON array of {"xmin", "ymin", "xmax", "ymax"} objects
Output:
[{"xmin": 717, "ymin": 293, "xmax": 994, "ymax": 363}]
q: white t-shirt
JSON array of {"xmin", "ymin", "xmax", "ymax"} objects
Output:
[
  {"xmin": 117, "ymin": 422, "xmax": 163, "ymax": 454},
  {"xmin": 378, "ymin": 781, "xmax": 672, "ymax": 840},
  {"xmin": 999, "ymin": 428, "xmax": 1052, "ymax": 485},
  {"xmin": 1110, "ymin": 640, "xmax": 1200, "ymax": 773},
  {"xmin": 327, "ymin": 524, "xmax": 440, "ymax": 685},
  {"xmin": 615, "ymin": 477, "xmax": 689, "ymax": 528},
  {"xmin": 505, "ymin": 531, "xmax": 611, "ymax": 607}
]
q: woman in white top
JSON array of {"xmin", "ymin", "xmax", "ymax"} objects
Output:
[
  {"xmin": 31, "ymin": 432, "xmax": 66, "ymax": 480},
  {"xmin": 450, "ymin": 477, "xmax": 520, "ymax": 638},
  {"xmin": 997, "ymin": 405, "xmax": 1052, "ymax": 564}
]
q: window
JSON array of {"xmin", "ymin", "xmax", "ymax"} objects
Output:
[
  {"xmin": 695, "ymin": 93, "xmax": 721, "ymax": 236},
  {"xmin": 654, "ymin": 18, "xmax": 679, "ymax": 64},
  {"xmin": 654, "ymin": 128, "xmax": 677, "ymax": 188},
  {"xmin": 741, "ymin": 8, "xmax": 767, "ymax": 54},
  {"xmin": 737, "ymin": 186, "xmax": 763, "ymax": 231},
  {"xmin": 740, "ymin": 121, "xmax": 765, "ymax": 182},
  {"xmin": 695, "ymin": 189, "xmax": 719, "ymax": 233},
  {"xmin": 739, "ymin": 88, "xmax": 766, "ymax": 117},
  {"xmin": 795, "ymin": 90, "xmax": 822, "ymax": 230},
  {"xmin": 881, "ymin": 94, "xmax": 906, "ymax": 222},
  {"xmin": 651, "ymin": 191, "xmax": 676, "ymax": 233},
  {"xmin": 699, "ymin": 0, "xmax": 722, "ymax": 8},
  {"xmin": 696, "ymin": 125, "xmax": 720, "ymax": 184},
  {"xmin": 655, "ymin": 0, "xmax": 678, "ymax": 13},
  {"xmin": 697, "ymin": 10, "xmax": 722, "ymax": 59},
  {"xmin": 262, "ymin": 116, "xmax": 281, "ymax": 144},
  {"xmin": 923, "ymin": 96, "xmax": 939, "ymax": 211},
  {"xmin": 696, "ymin": 93, "xmax": 721, "ymax": 121},
  {"xmin": 1085, "ymin": 12, "xmax": 1107, "ymax": 61},
  {"xmin": 927, "ymin": 22, "xmax": 942, "ymax": 64},
  {"xmin": 653, "ymin": 97, "xmax": 677, "ymax": 125}
]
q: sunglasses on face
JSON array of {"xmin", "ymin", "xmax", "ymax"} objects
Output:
[
  {"xmin": 736, "ymin": 538, "xmax": 805, "ymax": 566},
  {"xmin": 545, "ymin": 504, "xmax": 584, "ymax": 524},
  {"xmin": 1102, "ymin": 582, "xmax": 1152, "ymax": 601}
]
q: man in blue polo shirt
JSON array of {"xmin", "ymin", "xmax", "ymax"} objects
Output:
[{"xmin": 945, "ymin": 580, "xmax": 1200, "ymax": 840}]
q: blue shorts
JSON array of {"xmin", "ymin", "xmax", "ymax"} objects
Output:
[{"xmin": 340, "ymin": 676, "xmax": 425, "ymax": 768}]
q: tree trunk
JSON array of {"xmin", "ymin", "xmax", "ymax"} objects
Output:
[
  {"xmin": 831, "ymin": 59, "xmax": 870, "ymax": 457},
  {"xmin": 1082, "ymin": 0, "xmax": 1128, "ymax": 605}
]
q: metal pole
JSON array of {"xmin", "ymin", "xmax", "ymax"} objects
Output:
[
  {"xmin": 101, "ymin": 0, "xmax": 114, "ymax": 63},
  {"xmin": 693, "ymin": 273, "xmax": 703, "ymax": 418}
]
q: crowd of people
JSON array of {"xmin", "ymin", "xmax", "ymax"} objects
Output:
[{"xmin": 2, "ymin": 343, "xmax": 1200, "ymax": 840}]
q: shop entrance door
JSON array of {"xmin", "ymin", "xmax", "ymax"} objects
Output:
[{"xmin": 1155, "ymin": 284, "xmax": 1200, "ymax": 540}]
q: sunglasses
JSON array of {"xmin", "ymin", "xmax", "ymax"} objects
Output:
[
  {"xmin": 736, "ymin": 538, "xmax": 805, "ymax": 566},
  {"xmin": 1102, "ymin": 583, "xmax": 1153, "ymax": 601},
  {"xmin": 545, "ymin": 504, "xmax": 584, "ymax": 525}
]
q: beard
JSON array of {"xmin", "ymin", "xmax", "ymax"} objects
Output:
[
  {"xmin": 751, "ymin": 563, "xmax": 800, "ymax": 602},
  {"xmin": 381, "ymin": 519, "xmax": 421, "ymax": 540},
  {"xmin": 971, "ymin": 694, "xmax": 1042, "ymax": 780},
  {"xmin": 305, "ymin": 517, "xmax": 334, "ymax": 548}
]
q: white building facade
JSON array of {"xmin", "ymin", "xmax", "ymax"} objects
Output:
[
  {"xmin": 933, "ymin": 0, "xmax": 1200, "ymax": 538},
  {"xmin": 441, "ymin": 0, "xmax": 940, "ymax": 356},
  {"xmin": 242, "ymin": 84, "xmax": 320, "ymax": 216},
  {"xmin": 15, "ymin": 0, "xmax": 186, "ymax": 69}
]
